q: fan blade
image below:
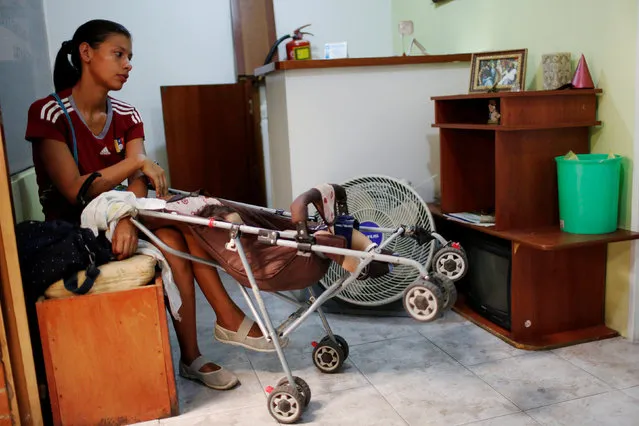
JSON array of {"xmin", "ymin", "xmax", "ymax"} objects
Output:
[{"xmin": 346, "ymin": 186, "xmax": 376, "ymax": 215}]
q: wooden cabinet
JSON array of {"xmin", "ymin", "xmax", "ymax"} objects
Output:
[
  {"xmin": 36, "ymin": 279, "xmax": 177, "ymax": 425},
  {"xmin": 431, "ymin": 90, "xmax": 639, "ymax": 349},
  {"xmin": 160, "ymin": 78, "xmax": 266, "ymax": 206}
]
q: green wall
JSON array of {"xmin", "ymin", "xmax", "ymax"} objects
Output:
[{"xmin": 392, "ymin": 0, "xmax": 637, "ymax": 335}]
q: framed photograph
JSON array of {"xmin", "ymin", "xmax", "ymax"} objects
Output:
[{"xmin": 469, "ymin": 49, "xmax": 528, "ymax": 93}]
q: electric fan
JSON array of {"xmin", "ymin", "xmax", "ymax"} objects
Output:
[{"xmin": 319, "ymin": 174, "xmax": 449, "ymax": 308}]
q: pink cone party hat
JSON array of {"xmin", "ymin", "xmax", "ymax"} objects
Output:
[{"xmin": 571, "ymin": 54, "xmax": 595, "ymax": 89}]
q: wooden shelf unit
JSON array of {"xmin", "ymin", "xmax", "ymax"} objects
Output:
[
  {"xmin": 435, "ymin": 89, "xmax": 602, "ymax": 231},
  {"xmin": 430, "ymin": 89, "xmax": 639, "ymax": 349}
]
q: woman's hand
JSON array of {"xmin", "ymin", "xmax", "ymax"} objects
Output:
[
  {"xmin": 112, "ymin": 217, "xmax": 138, "ymax": 260},
  {"xmin": 139, "ymin": 156, "xmax": 168, "ymax": 197}
]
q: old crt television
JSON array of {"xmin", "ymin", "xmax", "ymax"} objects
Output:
[{"xmin": 461, "ymin": 232, "xmax": 512, "ymax": 330}]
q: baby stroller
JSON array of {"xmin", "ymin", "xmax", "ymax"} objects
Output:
[{"xmin": 130, "ymin": 182, "xmax": 460, "ymax": 424}]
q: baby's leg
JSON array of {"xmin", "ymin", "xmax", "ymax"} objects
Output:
[
  {"xmin": 315, "ymin": 228, "xmax": 377, "ymax": 273},
  {"xmin": 317, "ymin": 228, "xmax": 394, "ymax": 278},
  {"xmin": 315, "ymin": 230, "xmax": 359, "ymax": 273},
  {"xmin": 350, "ymin": 229, "xmax": 376, "ymax": 252}
]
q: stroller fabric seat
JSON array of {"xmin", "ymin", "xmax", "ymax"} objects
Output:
[{"xmin": 186, "ymin": 200, "xmax": 347, "ymax": 292}]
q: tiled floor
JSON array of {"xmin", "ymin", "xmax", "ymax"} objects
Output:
[{"xmin": 132, "ymin": 274, "xmax": 639, "ymax": 425}]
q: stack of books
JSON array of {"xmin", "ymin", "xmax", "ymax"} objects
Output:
[{"xmin": 443, "ymin": 212, "xmax": 495, "ymax": 227}]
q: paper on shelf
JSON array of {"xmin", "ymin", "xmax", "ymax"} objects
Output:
[{"xmin": 444, "ymin": 212, "xmax": 495, "ymax": 227}]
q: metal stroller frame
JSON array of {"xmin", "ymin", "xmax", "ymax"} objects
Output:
[{"xmin": 129, "ymin": 190, "xmax": 456, "ymax": 424}]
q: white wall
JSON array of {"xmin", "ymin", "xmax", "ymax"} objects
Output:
[
  {"xmin": 273, "ymin": 0, "xmax": 393, "ymax": 60},
  {"xmin": 42, "ymin": 0, "xmax": 394, "ymax": 184},
  {"xmin": 43, "ymin": 0, "xmax": 237, "ymax": 175},
  {"xmin": 265, "ymin": 63, "xmax": 470, "ymax": 209}
]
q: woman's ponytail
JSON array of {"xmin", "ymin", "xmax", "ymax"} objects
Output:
[
  {"xmin": 53, "ymin": 40, "xmax": 80, "ymax": 92},
  {"xmin": 52, "ymin": 20, "xmax": 131, "ymax": 93}
]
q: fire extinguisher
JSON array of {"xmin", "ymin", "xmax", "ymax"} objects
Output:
[
  {"xmin": 263, "ymin": 24, "xmax": 314, "ymax": 65},
  {"xmin": 285, "ymin": 24, "xmax": 313, "ymax": 60}
]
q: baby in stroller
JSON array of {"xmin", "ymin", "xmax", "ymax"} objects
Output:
[{"xmin": 189, "ymin": 183, "xmax": 395, "ymax": 280}]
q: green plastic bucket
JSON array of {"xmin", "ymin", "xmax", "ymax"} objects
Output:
[{"xmin": 555, "ymin": 153, "xmax": 622, "ymax": 234}]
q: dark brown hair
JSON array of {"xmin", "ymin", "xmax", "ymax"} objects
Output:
[
  {"xmin": 53, "ymin": 19, "xmax": 131, "ymax": 92},
  {"xmin": 197, "ymin": 204, "xmax": 239, "ymax": 220}
]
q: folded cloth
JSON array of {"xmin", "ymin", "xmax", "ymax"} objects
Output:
[
  {"xmin": 80, "ymin": 191, "xmax": 183, "ymax": 320},
  {"xmin": 81, "ymin": 190, "xmax": 166, "ymax": 239}
]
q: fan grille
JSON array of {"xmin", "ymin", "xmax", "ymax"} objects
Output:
[{"xmin": 319, "ymin": 175, "xmax": 435, "ymax": 306}]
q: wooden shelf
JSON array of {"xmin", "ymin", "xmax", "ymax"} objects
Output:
[
  {"xmin": 255, "ymin": 53, "xmax": 472, "ymax": 76},
  {"xmin": 429, "ymin": 203, "xmax": 639, "ymax": 250},
  {"xmin": 453, "ymin": 294, "xmax": 619, "ymax": 350},
  {"xmin": 432, "ymin": 121, "xmax": 602, "ymax": 131},
  {"xmin": 431, "ymin": 88, "xmax": 603, "ymax": 101},
  {"xmin": 434, "ymin": 90, "xmax": 602, "ymax": 230}
]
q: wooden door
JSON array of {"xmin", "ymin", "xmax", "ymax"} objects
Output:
[{"xmin": 160, "ymin": 78, "xmax": 267, "ymax": 206}]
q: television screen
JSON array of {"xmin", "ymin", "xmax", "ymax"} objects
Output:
[{"xmin": 464, "ymin": 236, "xmax": 511, "ymax": 330}]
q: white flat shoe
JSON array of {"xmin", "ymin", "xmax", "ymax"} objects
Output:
[
  {"xmin": 214, "ymin": 317, "xmax": 289, "ymax": 353},
  {"xmin": 179, "ymin": 355, "xmax": 239, "ymax": 390}
]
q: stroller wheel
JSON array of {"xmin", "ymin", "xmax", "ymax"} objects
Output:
[
  {"xmin": 312, "ymin": 340, "xmax": 345, "ymax": 374},
  {"xmin": 276, "ymin": 376, "xmax": 312, "ymax": 407},
  {"xmin": 403, "ymin": 279, "xmax": 443, "ymax": 322},
  {"xmin": 267, "ymin": 384, "xmax": 304, "ymax": 424},
  {"xmin": 429, "ymin": 272, "xmax": 457, "ymax": 311},
  {"xmin": 433, "ymin": 246, "xmax": 468, "ymax": 281},
  {"xmin": 320, "ymin": 334, "xmax": 349, "ymax": 359}
]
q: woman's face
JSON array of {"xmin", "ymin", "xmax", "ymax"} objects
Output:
[{"xmin": 82, "ymin": 33, "xmax": 133, "ymax": 91}]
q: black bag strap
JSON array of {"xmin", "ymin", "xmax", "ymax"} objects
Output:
[
  {"xmin": 63, "ymin": 264, "xmax": 100, "ymax": 295},
  {"xmin": 77, "ymin": 172, "xmax": 102, "ymax": 207}
]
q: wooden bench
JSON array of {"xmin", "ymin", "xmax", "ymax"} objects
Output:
[{"xmin": 36, "ymin": 277, "xmax": 178, "ymax": 425}]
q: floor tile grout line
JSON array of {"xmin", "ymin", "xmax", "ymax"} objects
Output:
[
  {"xmin": 159, "ymin": 399, "xmax": 273, "ymax": 424},
  {"xmin": 422, "ymin": 333, "xmax": 620, "ymax": 411},
  {"xmin": 545, "ymin": 349, "xmax": 622, "ymax": 391},
  {"xmin": 415, "ymin": 321, "xmax": 470, "ymax": 337},
  {"xmin": 458, "ymin": 349, "xmax": 617, "ymax": 412},
  {"xmin": 348, "ymin": 357, "xmax": 411, "ymax": 426},
  {"xmin": 423, "ymin": 335, "xmax": 526, "ymax": 412},
  {"xmin": 621, "ymin": 383, "xmax": 639, "ymax": 391},
  {"xmin": 456, "ymin": 411, "xmax": 541, "ymax": 426},
  {"xmin": 523, "ymin": 388, "xmax": 619, "ymax": 414},
  {"xmin": 415, "ymin": 322, "xmax": 538, "ymax": 367},
  {"xmin": 245, "ymin": 348, "xmax": 373, "ymax": 401},
  {"xmin": 332, "ymin": 331, "xmax": 431, "ymax": 352},
  {"xmin": 455, "ymin": 349, "xmax": 539, "ymax": 369}
]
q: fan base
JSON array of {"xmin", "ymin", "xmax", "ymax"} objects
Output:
[{"xmin": 308, "ymin": 284, "xmax": 410, "ymax": 317}]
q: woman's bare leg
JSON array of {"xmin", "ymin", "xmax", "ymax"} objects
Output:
[
  {"xmin": 181, "ymin": 230, "xmax": 263, "ymax": 337},
  {"xmin": 153, "ymin": 227, "xmax": 220, "ymax": 372}
]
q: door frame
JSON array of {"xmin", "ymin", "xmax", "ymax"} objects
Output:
[
  {"xmin": 629, "ymin": 0, "xmax": 639, "ymax": 342},
  {"xmin": 0, "ymin": 110, "xmax": 43, "ymax": 424}
]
